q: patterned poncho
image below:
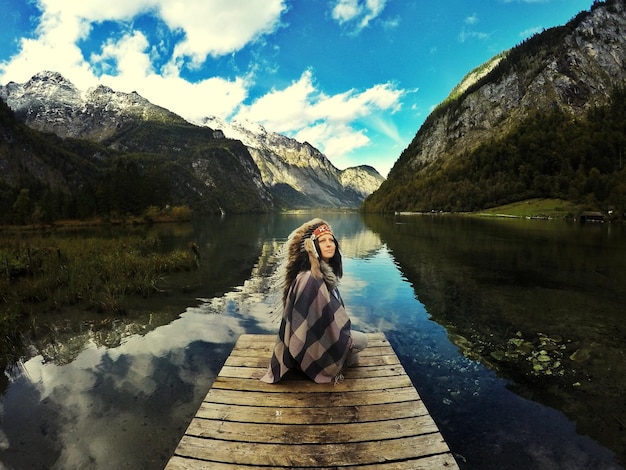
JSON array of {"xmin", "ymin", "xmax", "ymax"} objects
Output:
[{"xmin": 261, "ymin": 252, "xmax": 353, "ymax": 384}]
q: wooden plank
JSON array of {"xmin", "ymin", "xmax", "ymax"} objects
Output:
[
  {"xmin": 185, "ymin": 414, "xmax": 440, "ymax": 443},
  {"xmin": 166, "ymin": 452, "xmax": 458, "ymax": 470},
  {"xmin": 210, "ymin": 374, "xmax": 415, "ymax": 393},
  {"xmin": 195, "ymin": 399, "xmax": 430, "ymax": 424},
  {"xmin": 229, "ymin": 344, "xmax": 395, "ymax": 357},
  {"xmin": 217, "ymin": 363, "xmax": 405, "ymax": 378},
  {"xmin": 172, "ymin": 434, "xmax": 453, "ymax": 467},
  {"xmin": 225, "ymin": 353, "xmax": 401, "ymax": 368},
  {"xmin": 204, "ymin": 386, "xmax": 421, "ymax": 407},
  {"xmin": 165, "ymin": 333, "xmax": 459, "ymax": 469},
  {"xmin": 233, "ymin": 332, "xmax": 389, "ymax": 347}
]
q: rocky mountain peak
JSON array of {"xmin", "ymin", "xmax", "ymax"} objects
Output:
[
  {"xmin": 364, "ymin": 0, "xmax": 626, "ymax": 214},
  {"xmin": 26, "ymin": 70, "xmax": 77, "ymax": 89},
  {"xmin": 1, "ymin": 73, "xmax": 383, "ymax": 211},
  {"xmin": 0, "ymin": 72, "xmax": 187, "ymax": 140},
  {"xmin": 404, "ymin": 1, "xmax": 626, "ymax": 168},
  {"xmin": 200, "ymin": 115, "xmax": 384, "ymax": 206}
]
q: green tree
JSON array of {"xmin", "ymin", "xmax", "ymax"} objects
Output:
[{"xmin": 12, "ymin": 188, "xmax": 31, "ymax": 224}]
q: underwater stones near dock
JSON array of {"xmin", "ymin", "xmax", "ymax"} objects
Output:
[
  {"xmin": 451, "ymin": 329, "xmax": 589, "ymax": 381},
  {"xmin": 490, "ymin": 332, "xmax": 568, "ymax": 377}
]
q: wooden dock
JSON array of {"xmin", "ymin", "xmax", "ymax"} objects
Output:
[{"xmin": 166, "ymin": 333, "xmax": 459, "ymax": 469}]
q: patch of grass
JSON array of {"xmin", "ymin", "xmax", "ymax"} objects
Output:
[
  {"xmin": 0, "ymin": 230, "xmax": 199, "ymax": 356},
  {"xmin": 474, "ymin": 198, "xmax": 581, "ymax": 220}
]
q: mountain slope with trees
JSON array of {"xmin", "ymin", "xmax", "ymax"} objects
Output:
[
  {"xmin": 0, "ymin": 97, "xmax": 273, "ymax": 224},
  {"xmin": 1, "ymin": 71, "xmax": 382, "ymax": 222},
  {"xmin": 363, "ymin": 0, "xmax": 626, "ymax": 219}
]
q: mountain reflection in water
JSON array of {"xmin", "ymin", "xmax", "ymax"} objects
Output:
[{"xmin": 0, "ymin": 213, "xmax": 624, "ymax": 469}]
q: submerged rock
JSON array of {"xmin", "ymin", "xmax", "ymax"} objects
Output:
[{"xmin": 570, "ymin": 348, "xmax": 592, "ymax": 362}]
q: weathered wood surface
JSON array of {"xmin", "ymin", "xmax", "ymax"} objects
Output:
[{"xmin": 166, "ymin": 333, "xmax": 459, "ymax": 469}]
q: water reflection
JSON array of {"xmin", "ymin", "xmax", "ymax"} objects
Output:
[
  {"xmin": 1, "ymin": 310, "xmax": 257, "ymax": 468},
  {"xmin": 363, "ymin": 213, "xmax": 626, "ymax": 468},
  {"xmin": 0, "ymin": 213, "xmax": 624, "ymax": 469}
]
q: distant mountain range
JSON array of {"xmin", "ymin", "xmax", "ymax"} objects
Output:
[
  {"xmin": 0, "ymin": 71, "xmax": 384, "ymax": 223},
  {"xmin": 200, "ymin": 116, "xmax": 383, "ymax": 208},
  {"xmin": 4, "ymin": 1, "xmax": 624, "ymax": 223},
  {"xmin": 363, "ymin": 0, "xmax": 626, "ymax": 218}
]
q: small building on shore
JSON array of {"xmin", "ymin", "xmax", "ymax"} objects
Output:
[{"xmin": 579, "ymin": 211, "xmax": 605, "ymax": 223}]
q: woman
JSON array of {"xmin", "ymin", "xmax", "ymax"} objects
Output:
[{"xmin": 261, "ymin": 218, "xmax": 368, "ymax": 384}]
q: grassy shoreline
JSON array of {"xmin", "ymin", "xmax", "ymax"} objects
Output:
[
  {"xmin": 472, "ymin": 198, "xmax": 582, "ymax": 220},
  {"xmin": 397, "ymin": 198, "xmax": 614, "ymax": 222},
  {"xmin": 0, "ymin": 222, "xmax": 199, "ymax": 359}
]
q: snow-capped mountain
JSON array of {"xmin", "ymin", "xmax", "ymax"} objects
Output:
[
  {"xmin": 1, "ymin": 72, "xmax": 383, "ymax": 210},
  {"xmin": 200, "ymin": 116, "xmax": 384, "ymax": 208},
  {"xmin": 0, "ymin": 71, "xmax": 187, "ymax": 142}
]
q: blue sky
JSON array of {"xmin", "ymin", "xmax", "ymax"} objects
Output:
[{"xmin": 0, "ymin": 0, "xmax": 593, "ymax": 176}]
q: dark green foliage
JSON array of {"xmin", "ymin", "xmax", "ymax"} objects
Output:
[
  {"xmin": 363, "ymin": 87, "xmax": 626, "ymax": 217},
  {"xmin": 96, "ymin": 156, "xmax": 170, "ymax": 215},
  {"xmin": 0, "ymin": 96, "xmax": 272, "ymax": 223},
  {"xmin": 0, "ymin": 99, "xmax": 101, "ymax": 223},
  {"xmin": 101, "ymin": 120, "xmax": 271, "ymax": 214},
  {"xmin": 271, "ymin": 183, "xmax": 321, "ymax": 209}
]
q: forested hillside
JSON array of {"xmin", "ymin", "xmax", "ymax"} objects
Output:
[
  {"xmin": 363, "ymin": 0, "xmax": 626, "ymax": 219},
  {"xmin": 364, "ymin": 87, "xmax": 626, "ymax": 215},
  {"xmin": 1, "ymin": 70, "xmax": 384, "ymax": 220},
  {"xmin": 0, "ymin": 98, "xmax": 272, "ymax": 224}
]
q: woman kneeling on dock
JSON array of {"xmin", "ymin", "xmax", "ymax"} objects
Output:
[{"xmin": 261, "ymin": 218, "xmax": 368, "ymax": 384}]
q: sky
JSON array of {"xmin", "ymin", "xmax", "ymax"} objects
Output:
[{"xmin": 0, "ymin": 0, "xmax": 594, "ymax": 177}]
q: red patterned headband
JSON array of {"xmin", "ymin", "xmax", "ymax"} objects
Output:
[{"xmin": 311, "ymin": 224, "xmax": 333, "ymax": 240}]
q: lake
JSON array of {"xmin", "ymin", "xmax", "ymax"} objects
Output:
[{"xmin": 0, "ymin": 212, "xmax": 624, "ymax": 469}]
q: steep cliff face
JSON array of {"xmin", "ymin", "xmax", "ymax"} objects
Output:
[
  {"xmin": 365, "ymin": 1, "xmax": 626, "ymax": 214},
  {"xmin": 400, "ymin": 2, "xmax": 625, "ymax": 169},
  {"xmin": 339, "ymin": 165, "xmax": 385, "ymax": 199},
  {"xmin": 201, "ymin": 117, "xmax": 384, "ymax": 208}
]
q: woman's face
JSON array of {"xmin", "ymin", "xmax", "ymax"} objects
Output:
[{"xmin": 317, "ymin": 233, "xmax": 336, "ymax": 262}]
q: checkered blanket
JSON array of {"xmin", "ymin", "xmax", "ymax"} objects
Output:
[{"xmin": 261, "ymin": 270, "xmax": 353, "ymax": 384}]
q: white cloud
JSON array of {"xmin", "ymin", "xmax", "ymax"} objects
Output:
[
  {"xmin": 235, "ymin": 70, "xmax": 317, "ymax": 130},
  {"xmin": 519, "ymin": 26, "xmax": 543, "ymax": 39},
  {"xmin": 331, "ymin": 0, "xmax": 360, "ymax": 24},
  {"xmin": 91, "ymin": 31, "xmax": 153, "ymax": 78},
  {"xmin": 158, "ymin": 0, "xmax": 286, "ymax": 67},
  {"xmin": 465, "ymin": 14, "xmax": 479, "ymax": 25},
  {"xmin": 38, "ymin": 0, "xmax": 154, "ymax": 22},
  {"xmin": 330, "ymin": 0, "xmax": 388, "ymax": 32},
  {"xmin": 459, "ymin": 12, "xmax": 491, "ymax": 43},
  {"xmin": 35, "ymin": 0, "xmax": 287, "ymax": 64},
  {"xmin": 0, "ymin": 0, "xmax": 285, "ymax": 120},
  {"xmin": 297, "ymin": 122, "xmax": 370, "ymax": 160},
  {"xmin": 235, "ymin": 70, "xmax": 403, "ymax": 163},
  {"xmin": 83, "ymin": 29, "xmax": 248, "ymax": 121},
  {"xmin": 101, "ymin": 67, "xmax": 249, "ymax": 123},
  {"xmin": 0, "ymin": 0, "xmax": 404, "ymax": 173},
  {"xmin": 458, "ymin": 28, "xmax": 490, "ymax": 43},
  {"xmin": 380, "ymin": 16, "xmax": 400, "ymax": 30},
  {"xmin": 0, "ymin": 0, "xmax": 286, "ymax": 85},
  {"xmin": 0, "ymin": 0, "xmax": 97, "ymax": 88}
]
